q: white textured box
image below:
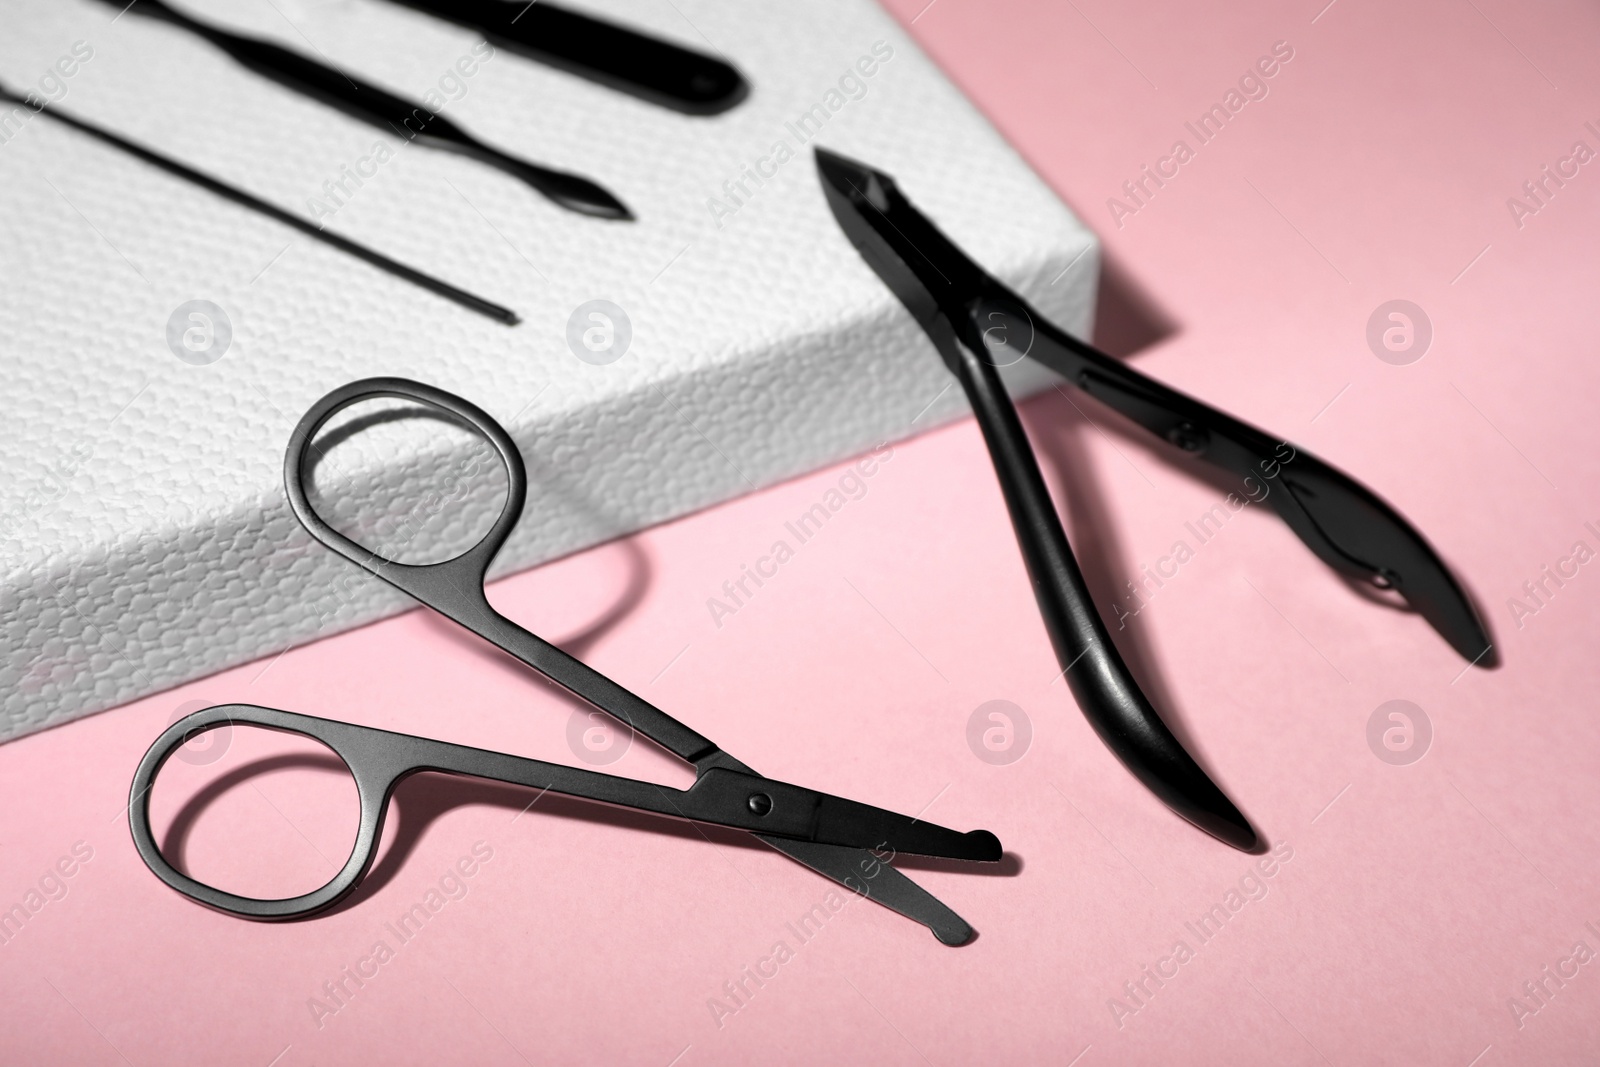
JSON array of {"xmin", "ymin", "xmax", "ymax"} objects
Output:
[{"xmin": 0, "ymin": 0, "xmax": 1098, "ymax": 740}]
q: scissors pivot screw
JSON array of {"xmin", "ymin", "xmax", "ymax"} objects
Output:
[
  {"xmin": 1166, "ymin": 422, "xmax": 1208, "ymax": 454},
  {"xmin": 747, "ymin": 793, "xmax": 774, "ymax": 816}
]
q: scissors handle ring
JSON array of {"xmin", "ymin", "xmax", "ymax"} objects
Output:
[
  {"xmin": 283, "ymin": 377, "xmax": 529, "ymax": 608},
  {"xmin": 128, "ymin": 704, "xmax": 404, "ymax": 921},
  {"xmin": 281, "ymin": 378, "xmax": 722, "ymax": 766}
]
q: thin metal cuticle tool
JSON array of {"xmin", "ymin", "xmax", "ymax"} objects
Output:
[
  {"xmin": 102, "ymin": 0, "xmax": 632, "ymax": 219},
  {"xmin": 0, "ymin": 81, "xmax": 518, "ymax": 324}
]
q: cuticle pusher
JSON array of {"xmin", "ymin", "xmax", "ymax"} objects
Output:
[{"xmin": 101, "ymin": 0, "xmax": 632, "ymax": 220}]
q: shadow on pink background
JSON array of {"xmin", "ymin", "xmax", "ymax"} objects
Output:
[{"xmin": 5, "ymin": 0, "xmax": 1600, "ymax": 1063}]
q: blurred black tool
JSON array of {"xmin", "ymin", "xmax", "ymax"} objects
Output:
[
  {"xmin": 816, "ymin": 147, "xmax": 1493, "ymax": 851},
  {"xmin": 386, "ymin": 0, "xmax": 747, "ymax": 114},
  {"xmin": 0, "ymin": 80, "xmax": 517, "ymax": 323},
  {"xmin": 105, "ymin": 0, "xmax": 631, "ymax": 218}
]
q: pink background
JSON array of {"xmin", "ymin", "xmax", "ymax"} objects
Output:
[{"xmin": 7, "ymin": 0, "xmax": 1600, "ymax": 1063}]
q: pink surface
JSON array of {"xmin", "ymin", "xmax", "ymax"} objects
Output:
[{"xmin": 7, "ymin": 0, "xmax": 1600, "ymax": 1063}]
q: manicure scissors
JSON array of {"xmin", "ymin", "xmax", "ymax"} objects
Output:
[{"xmin": 129, "ymin": 379, "xmax": 999, "ymax": 943}]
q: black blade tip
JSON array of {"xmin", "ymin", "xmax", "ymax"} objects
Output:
[
  {"xmin": 1449, "ymin": 628, "xmax": 1498, "ymax": 670},
  {"xmin": 813, "ymin": 145, "xmax": 864, "ymax": 182},
  {"xmin": 813, "ymin": 147, "xmax": 891, "ymax": 210},
  {"xmin": 964, "ymin": 829, "xmax": 1003, "ymax": 863},
  {"xmin": 1194, "ymin": 807, "xmax": 1261, "ymax": 853}
]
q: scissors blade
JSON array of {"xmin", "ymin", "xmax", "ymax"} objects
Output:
[
  {"xmin": 814, "ymin": 147, "xmax": 985, "ymax": 346},
  {"xmin": 1244, "ymin": 457, "xmax": 1493, "ymax": 664},
  {"xmin": 683, "ymin": 768, "xmax": 1001, "ymax": 861},
  {"xmin": 814, "ymin": 146, "xmax": 1492, "ymax": 667},
  {"xmin": 756, "ymin": 836, "xmax": 976, "ymax": 946},
  {"xmin": 812, "ymin": 794, "xmax": 1001, "ymax": 861}
]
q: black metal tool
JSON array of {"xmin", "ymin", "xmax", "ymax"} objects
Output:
[
  {"xmin": 0, "ymin": 81, "xmax": 517, "ymax": 324},
  {"xmin": 105, "ymin": 0, "xmax": 631, "ymax": 219},
  {"xmin": 384, "ymin": 0, "xmax": 748, "ymax": 115},
  {"xmin": 815, "ymin": 147, "xmax": 1493, "ymax": 850},
  {"xmin": 128, "ymin": 379, "xmax": 999, "ymax": 942}
]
